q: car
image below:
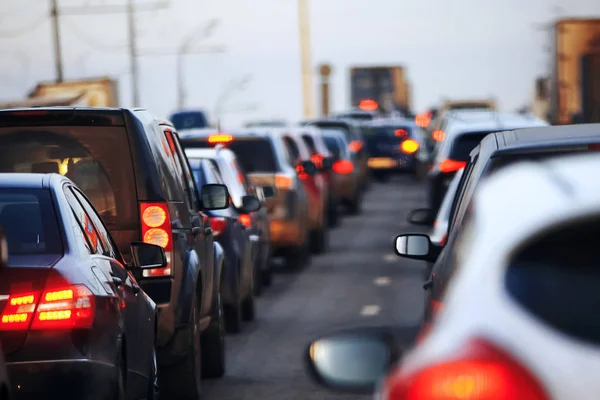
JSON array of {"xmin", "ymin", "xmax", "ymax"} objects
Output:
[
  {"xmin": 244, "ymin": 120, "xmax": 288, "ymax": 128},
  {"xmin": 332, "ymin": 109, "xmax": 381, "ymax": 121},
  {"xmin": 426, "ymin": 110, "xmax": 548, "ymax": 212},
  {"xmin": 0, "ymin": 107, "xmax": 230, "ymax": 398},
  {"xmin": 169, "ymin": 109, "xmax": 211, "ymax": 131},
  {"xmin": 300, "ymin": 118, "xmax": 370, "ymax": 194},
  {"xmin": 400, "ymin": 123, "xmax": 600, "ymax": 341},
  {"xmin": 0, "ymin": 173, "xmax": 160, "ymax": 399},
  {"xmin": 304, "ymin": 152, "xmax": 600, "ymax": 399},
  {"xmin": 185, "ymin": 147, "xmax": 268, "ymax": 333},
  {"xmin": 321, "ymin": 128, "xmax": 362, "ymax": 215},
  {"xmin": 361, "ymin": 117, "xmax": 423, "ymax": 181},
  {"xmin": 269, "ymin": 128, "xmax": 330, "ymax": 254},
  {"xmin": 0, "ymin": 230, "xmax": 11, "ymax": 400},
  {"xmin": 293, "ymin": 126, "xmax": 339, "ymax": 227},
  {"xmin": 179, "ymin": 128, "xmax": 316, "ymax": 270}
]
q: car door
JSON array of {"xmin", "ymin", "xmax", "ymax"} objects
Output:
[
  {"xmin": 70, "ymin": 186, "xmax": 154, "ymax": 385},
  {"xmin": 63, "ymin": 185, "xmax": 144, "ymax": 390}
]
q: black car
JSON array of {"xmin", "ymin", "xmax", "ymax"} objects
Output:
[
  {"xmin": 361, "ymin": 118, "xmax": 422, "ymax": 181},
  {"xmin": 0, "ymin": 173, "xmax": 161, "ymax": 399},
  {"xmin": 0, "ymin": 230, "xmax": 11, "ymax": 400},
  {"xmin": 169, "ymin": 110, "xmax": 210, "ymax": 131},
  {"xmin": 0, "ymin": 108, "xmax": 229, "ymax": 399},
  {"xmin": 185, "ymin": 149, "xmax": 267, "ymax": 334},
  {"xmin": 397, "ymin": 123, "xmax": 600, "ymax": 339}
]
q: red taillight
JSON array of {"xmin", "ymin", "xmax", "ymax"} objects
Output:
[
  {"xmin": 239, "ymin": 214, "xmax": 252, "ymax": 228},
  {"xmin": 401, "ymin": 139, "xmax": 419, "ymax": 154},
  {"xmin": 438, "ymin": 159, "xmax": 466, "ymax": 173},
  {"xmin": 311, "ymin": 154, "xmax": 324, "ymax": 169},
  {"xmin": 359, "ymin": 99, "xmax": 378, "ymax": 111},
  {"xmin": 384, "ymin": 338, "xmax": 549, "ymax": 400},
  {"xmin": 395, "ymin": 129, "xmax": 409, "ymax": 138},
  {"xmin": 0, "ymin": 285, "xmax": 95, "ymax": 331},
  {"xmin": 440, "ymin": 233, "xmax": 447, "ymax": 246},
  {"xmin": 163, "ymin": 129, "xmax": 177, "ymax": 154},
  {"xmin": 210, "ymin": 217, "xmax": 227, "ymax": 236},
  {"xmin": 296, "ymin": 164, "xmax": 309, "ymax": 180},
  {"xmin": 275, "ymin": 173, "xmax": 294, "ymax": 190},
  {"xmin": 432, "ymin": 130, "xmax": 445, "ymax": 142},
  {"xmin": 349, "ymin": 140, "xmax": 363, "ymax": 152},
  {"xmin": 332, "ymin": 159, "xmax": 354, "ymax": 174},
  {"xmin": 140, "ymin": 202, "xmax": 173, "ymax": 277}
]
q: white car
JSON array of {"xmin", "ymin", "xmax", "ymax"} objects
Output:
[{"xmin": 304, "ymin": 152, "xmax": 600, "ymax": 400}]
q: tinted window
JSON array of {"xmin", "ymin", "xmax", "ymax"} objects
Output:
[
  {"xmin": 282, "ymin": 137, "xmax": 301, "ymax": 164},
  {"xmin": 0, "ymin": 189, "xmax": 62, "ymax": 256},
  {"xmin": 170, "ymin": 111, "xmax": 209, "ymax": 130},
  {"xmin": 226, "ymin": 139, "xmax": 278, "ymax": 173},
  {"xmin": 302, "ymin": 135, "xmax": 317, "ymax": 154},
  {"xmin": 64, "ymin": 188, "xmax": 101, "ymax": 254},
  {"xmin": 0, "ymin": 127, "xmax": 135, "ymax": 226},
  {"xmin": 323, "ymin": 136, "xmax": 341, "ymax": 153},
  {"xmin": 310, "ymin": 123, "xmax": 353, "ymax": 143},
  {"xmin": 506, "ymin": 217, "xmax": 600, "ymax": 345},
  {"xmin": 448, "ymin": 131, "xmax": 495, "ymax": 161},
  {"xmin": 363, "ymin": 126, "xmax": 412, "ymax": 139}
]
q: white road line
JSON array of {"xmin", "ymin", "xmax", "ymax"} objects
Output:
[
  {"xmin": 360, "ymin": 305, "xmax": 381, "ymax": 316},
  {"xmin": 383, "ymin": 253, "xmax": 396, "ymax": 262},
  {"xmin": 373, "ymin": 276, "xmax": 391, "ymax": 286}
]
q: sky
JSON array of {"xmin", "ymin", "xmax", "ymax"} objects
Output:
[{"xmin": 0, "ymin": 0, "xmax": 599, "ymax": 128}]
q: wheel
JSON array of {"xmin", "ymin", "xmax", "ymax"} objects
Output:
[
  {"xmin": 262, "ymin": 262, "xmax": 273, "ymax": 287},
  {"xmin": 373, "ymin": 171, "xmax": 390, "ymax": 182},
  {"xmin": 285, "ymin": 227, "xmax": 311, "ymax": 270},
  {"xmin": 241, "ymin": 294, "xmax": 255, "ymax": 322},
  {"xmin": 159, "ymin": 297, "xmax": 202, "ymax": 400},
  {"xmin": 310, "ymin": 226, "xmax": 328, "ymax": 254},
  {"xmin": 253, "ymin": 255, "xmax": 264, "ymax": 297},
  {"xmin": 347, "ymin": 193, "xmax": 362, "ymax": 215},
  {"xmin": 201, "ymin": 293, "xmax": 226, "ymax": 379},
  {"xmin": 328, "ymin": 197, "xmax": 340, "ymax": 228},
  {"xmin": 114, "ymin": 342, "xmax": 126, "ymax": 400},
  {"xmin": 224, "ymin": 264, "xmax": 242, "ymax": 334},
  {"xmin": 146, "ymin": 344, "xmax": 159, "ymax": 399}
]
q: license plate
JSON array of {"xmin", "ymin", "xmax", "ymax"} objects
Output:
[{"xmin": 368, "ymin": 158, "xmax": 397, "ymax": 168}]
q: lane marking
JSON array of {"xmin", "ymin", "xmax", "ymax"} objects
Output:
[
  {"xmin": 383, "ymin": 253, "xmax": 396, "ymax": 262},
  {"xmin": 360, "ymin": 305, "xmax": 381, "ymax": 316},
  {"xmin": 374, "ymin": 276, "xmax": 391, "ymax": 286}
]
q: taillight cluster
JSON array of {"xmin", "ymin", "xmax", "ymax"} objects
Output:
[
  {"xmin": 275, "ymin": 174, "xmax": 294, "ymax": 190},
  {"xmin": 348, "ymin": 140, "xmax": 363, "ymax": 152},
  {"xmin": 382, "ymin": 338, "xmax": 549, "ymax": 400},
  {"xmin": 210, "ymin": 217, "xmax": 227, "ymax": 236},
  {"xmin": 296, "ymin": 164, "xmax": 309, "ymax": 180},
  {"xmin": 310, "ymin": 154, "xmax": 324, "ymax": 169},
  {"xmin": 400, "ymin": 139, "xmax": 419, "ymax": 154},
  {"xmin": 0, "ymin": 285, "xmax": 95, "ymax": 331},
  {"xmin": 438, "ymin": 159, "xmax": 466, "ymax": 173},
  {"xmin": 140, "ymin": 202, "xmax": 173, "ymax": 278},
  {"xmin": 332, "ymin": 160, "xmax": 354, "ymax": 175}
]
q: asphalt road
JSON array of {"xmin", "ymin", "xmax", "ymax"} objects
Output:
[{"xmin": 203, "ymin": 176, "xmax": 428, "ymax": 399}]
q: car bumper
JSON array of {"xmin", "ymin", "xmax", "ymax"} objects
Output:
[
  {"xmin": 368, "ymin": 156, "xmax": 416, "ymax": 172},
  {"xmin": 8, "ymin": 359, "xmax": 117, "ymax": 400},
  {"xmin": 269, "ymin": 219, "xmax": 303, "ymax": 249}
]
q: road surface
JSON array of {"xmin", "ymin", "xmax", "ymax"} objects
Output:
[{"xmin": 203, "ymin": 176, "xmax": 428, "ymax": 399}]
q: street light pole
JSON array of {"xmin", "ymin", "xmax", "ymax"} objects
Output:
[
  {"xmin": 50, "ymin": 0, "xmax": 64, "ymax": 82},
  {"xmin": 298, "ymin": 0, "xmax": 315, "ymax": 119},
  {"xmin": 127, "ymin": 0, "xmax": 141, "ymax": 106}
]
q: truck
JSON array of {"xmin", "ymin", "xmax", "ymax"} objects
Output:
[
  {"xmin": 548, "ymin": 18, "xmax": 600, "ymax": 124},
  {"xmin": 29, "ymin": 77, "xmax": 119, "ymax": 107},
  {"xmin": 349, "ymin": 66, "xmax": 412, "ymax": 115}
]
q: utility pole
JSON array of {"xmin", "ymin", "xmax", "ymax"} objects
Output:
[
  {"xmin": 126, "ymin": 0, "xmax": 140, "ymax": 106},
  {"xmin": 50, "ymin": 0, "xmax": 64, "ymax": 82},
  {"xmin": 298, "ymin": 0, "xmax": 315, "ymax": 119}
]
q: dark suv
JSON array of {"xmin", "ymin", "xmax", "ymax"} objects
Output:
[{"xmin": 0, "ymin": 107, "xmax": 230, "ymax": 398}]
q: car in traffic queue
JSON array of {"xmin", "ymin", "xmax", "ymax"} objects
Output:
[
  {"xmin": 361, "ymin": 118, "xmax": 423, "ymax": 181},
  {"xmin": 427, "ymin": 110, "xmax": 548, "ymax": 213},
  {"xmin": 169, "ymin": 109, "xmax": 211, "ymax": 131},
  {"xmin": 320, "ymin": 128, "xmax": 363, "ymax": 215},
  {"xmin": 303, "ymin": 152, "xmax": 600, "ymax": 400},
  {"xmin": 269, "ymin": 128, "xmax": 330, "ymax": 254},
  {"xmin": 178, "ymin": 128, "xmax": 316, "ymax": 270},
  {"xmin": 400, "ymin": 123, "xmax": 600, "ymax": 342},
  {"xmin": 0, "ymin": 229, "xmax": 13, "ymax": 400},
  {"xmin": 293, "ymin": 126, "xmax": 339, "ymax": 227},
  {"xmin": 0, "ymin": 173, "xmax": 161, "ymax": 399},
  {"xmin": 0, "ymin": 107, "xmax": 231, "ymax": 398},
  {"xmin": 332, "ymin": 109, "xmax": 382, "ymax": 122},
  {"xmin": 300, "ymin": 118, "xmax": 370, "ymax": 194},
  {"xmin": 184, "ymin": 147, "xmax": 270, "ymax": 333}
]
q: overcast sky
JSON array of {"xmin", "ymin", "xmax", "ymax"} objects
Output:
[{"xmin": 1, "ymin": 0, "xmax": 599, "ymax": 128}]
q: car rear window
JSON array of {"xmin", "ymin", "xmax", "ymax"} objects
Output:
[
  {"xmin": 0, "ymin": 188, "xmax": 62, "ymax": 256},
  {"xmin": 323, "ymin": 136, "xmax": 341, "ymax": 153},
  {"xmin": 0, "ymin": 126, "xmax": 136, "ymax": 227},
  {"xmin": 310, "ymin": 123, "xmax": 353, "ymax": 143},
  {"xmin": 170, "ymin": 111, "xmax": 209, "ymax": 130},
  {"xmin": 364, "ymin": 126, "xmax": 413, "ymax": 139},
  {"xmin": 505, "ymin": 216, "xmax": 600, "ymax": 345},
  {"xmin": 449, "ymin": 131, "xmax": 496, "ymax": 161}
]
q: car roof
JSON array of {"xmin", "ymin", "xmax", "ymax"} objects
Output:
[
  {"xmin": 179, "ymin": 128, "xmax": 273, "ymax": 140},
  {"xmin": 301, "ymin": 118, "xmax": 357, "ymax": 126},
  {"xmin": 444, "ymin": 110, "xmax": 548, "ymax": 136},
  {"xmin": 366, "ymin": 117, "xmax": 417, "ymax": 127},
  {"xmin": 497, "ymin": 123, "xmax": 600, "ymax": 150},
  {"xmin": 0, "ymin": 173, "xmax": 72, "ymax": 189}
]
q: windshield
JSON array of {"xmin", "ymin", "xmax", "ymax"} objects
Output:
[
  {"xmin": 0, "ymin": 188, "xmax": 62, "ymax": 256},
  {"xmin": 363, "ymin": 126, "xmax": 413, "ymax": 139},
  {"xmin": 170, "ymin": 112, "xmax": 210, "ymax": 130}
]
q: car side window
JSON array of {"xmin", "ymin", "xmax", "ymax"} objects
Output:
[
  {"xmin": 70, "ymin": 187, "xmax": 118, "ymax": 258},
  {"xmin": 283, "ymin": 137, "xmax": 301, "ymax": 165},
  {"xmin": 302, "ymin": 135, "xmax": 317, "ymax": 154},
  {"xmin": 162, "ymin": 128, "xmax": 196, "ymax": 209},
  {"xmin": 64, "ymin": 187, "xmax": 100, "ymax": 254},
  {"xmin": 448, "ymin": 155, "xmax": 478, "ymax": 232},
  {"xmin": 173, "ymin": 132, "xmax": 200, "ymax": 210}
]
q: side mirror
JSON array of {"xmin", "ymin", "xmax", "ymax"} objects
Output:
[
  {"xmin": 130, "ymin": 242, "xmax": 167, "ymax": 269},
  {"xmin": 406, "ymin": 208, "xmax": 435, "ymax": 226},
  {"xmin": 201, "ymin": 184, "xmax": 229, "ymax": 210},
  {"xmin": 0, "ymin": 227, "xmax": 7, "ymax": 266},
  {"xmin": 260, "ymin": 185, "xmax": 277, "ymax": 199},
  {"xmin": 394, "ymin": 233, "xmax": 432, "ymax": 260},
  {"xmin": 299, "ymin": 160, "xmax": 317, "ymax": 176},
  {"xmin": 304, "ymin": 329, "xmax": 400, "ymax": 393},
  {"xmin": 240, "ymin": 195, "xmax": 261, "ymax": 213}
]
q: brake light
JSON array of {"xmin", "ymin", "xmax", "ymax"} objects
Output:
[
  {"xmin": 432, "ymin": 130, "xmax": 445, "ymax": 142},
  {"xmin": 332, "ymin": 160, "xmax": 354, "ymax": 174},
  {"xmin": 296, "ymin": 164, "xmax": 309, "ymax": 180},
  {"xmin": 588, "ymin": 144, "xmax": 600, "ymax": 150},
  {"xmin": 415, "ymin": 113, "xmax": 431, "ymax": 128},
  {"xmin": 0, "ymin": 285, "xmax": 95, "ymax": 331},
  {"xmin": 239, "ymin": 214, "xmax": 252, "ymax": 228},
  {"xmin": 163, "ymin": 129, "xmax": 177, "ymax": 154},
  {"xmin": 359, "ymin": 99, "xmax": 378, "ymax": 111},
  {"xmin": 395, "ymin": 129, "xmax": 408, "ymax": 138},
  {"xmin": 140, "ymin": 202, "xmax": 173, "ymax": 277},
  {"xmin": 438, "ymin": 159, "xmax": 466, "ymax": 173},
  {"xmin": 401, "ymin": 139, "xmax": 419, "ymax": 154},
  {"xmin": 210, "ymin": 217, "xmax": 227, "ymax": 236},
  {"xmin": 275, "ymin": 173, "xmax": 294, "ymax": 190},
  {"xmin": 9, "ymin": 110, "xmax": 49, "ymax": 116},
  {"xmin": 311, "ymin": 154, "xmax": 324, "ymax": 169},
  {"xmin": 208, "ymin": 134, "xmax": 233, "ymax": 144},
  {"xmin": 348, "ymin": 140, "xmax": 363, "ymax": 152},
  {"xmin": 383, "ymin": 338, "xmax": 549, "ymax": 400}
]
